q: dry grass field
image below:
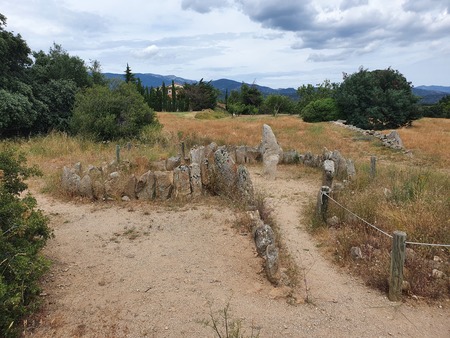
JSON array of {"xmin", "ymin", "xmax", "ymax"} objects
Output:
[{"xmin": 2, "ymin": 113, "xmax": 449, "ymax": 301}]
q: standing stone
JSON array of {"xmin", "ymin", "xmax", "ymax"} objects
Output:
[
  {"xmin": 200, "ymin": 143, "xmax": 218, "ymax": 188},
  {"xmin": 62, "ymin": 166, "xmax": 81, "ymax": 195},
  {"xmin": 386, "ymin": 130, "xmax": 403, "ymax": 148},
  {"xmin": 330, "ymin": 150, "xmax": 347, "ymax": 179},
  {"xmin": 190, "ymin": 146, "xmax": 205, "ymax": 164},
  {"xmin": 265, "ymin": 244, "xmax": 280, "ymax": 284},
  {"xmin": 237, "ymin": 165, "xmax": 254, "ymax": 203},
  {"xmin": 136, "ymin": 171, "xmax": 156, "ymax": 200},
  {"xmin": 213, "ymin": 148, "xmax": 237, "ymax": 195},
  {"xmin": 79, "ymin": 174, "xmax": 93, "ymax": 198},
  {"xmin": 322, "ymin": 160, "xmax": 335, "ymax": 187},
  {"xmin": 260, "ymin": 124, "xmax": 283, "ymax": 179},
  {"xmin": 346, "ymin": 159, "xmax": 356, "ymax": 178},
  {"xmin": 166, "ymin": 156, "xmax": 181, "ymax": 171},
  {"xmin": 122, "ymin": 175, "xmax": 137, "ymax": 199},
  {"xmin": 173, "ymin": 165, "xmax": 191, "ymax": 198},
  {"xmin": 154, "ymin": 171, "xmax": 174, "ymax": 200},
  {"xmin": 254, "ymin": 223, "xmax": 275, "ymax": 256},
  {"xmin": 189, "ymin": 163, "xmax": 202, "ymax": 197}
]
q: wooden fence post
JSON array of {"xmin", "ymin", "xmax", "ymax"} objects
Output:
[
  {"xmin": 316, "ymin": 186, "xmax": 331, "ymax": 221},
  {"xmin": 370, "ymin": 156, "xmax": 377, "ymax": 179},
  {"xmin": 389, "ymin": 230, "xmax": 406, "ymax": 301},
  {"xmin": 181, "ymin": 141, "xmax": 186, "ymax": 164},
  {"xmin": 116, "ymin": 144, "xmax": 120, "ymax": 163}
]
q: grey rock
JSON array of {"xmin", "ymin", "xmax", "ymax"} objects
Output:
[
  {"xmin": 79, "ymin": 175, "xmax": 93, "ymax": 198},
  {"xmin": 73, "ymin": 162, "xmax": 82, "ymax": 176},
  {"xmin": 237, "ymin": 165, "xmax": 254, "ymax": 203},
  {"xmin": 190, "ymin": 146, "xmax": 205, "ymax": 164},
  {"xmin": 109, "ymin": 171, "xmax": 120, "ymax": 179},
  {"xmin": 386, "ymin": 130, "xmax": 403, "ymax": 148},
  {"xmin": 261, "ymin": 124, "xmax": 283, "ymax": 179},
  {"xmin": 121, "ymin": 195, "xmax": 131, "ymax": 202},
  {"xmin": 173, "ymin": 165, "xmax": 191, "ymax": 198},
  {"xmin": 213, "ymin": 148, "xmax": 237, "ymax": 195},
  {"xmin": 136, "ymin": 171, "xmax": 155, "ymax": 200},
  {"xmin": 154, "ymin": 171, "xmax": 174, "ymax": 200},
  {"xmin": 92, "ymin": 180, "xmax": 105, "ymax": 200},
  {"xmin": 265, "ymin": 244, "xmax": 280, "ymax": 284},
  {"xmin": 322, "ymin": 159, "xmax": 335, "ymax": 187},
  {"xmin": 166, "ymin": 156, "xmax": 181, "ymax": 171},
  {"xmin": 189, "ymin": 163, "xmax": 202, "ymax": 197},
  {"xmin": 62, "ymin": 166, "xmax": 81, "ymax": 195},
  {"xmin": 350, "ymin": 246, "xmax": 363, "ymax": 260},
  {"xmin": 245, "ymin": 146, "xmax": 261, "ymax": 164},
  {"xmin": 235, "ymin": 146, "xmax": 247, "ymax": 164},
  {"xmin": 254, "ymin": 223, "xmax": 275, "ymax": 256},
  {"xmin": 122, "ymin": 175, "xmax": 137, "ymax": 199}
]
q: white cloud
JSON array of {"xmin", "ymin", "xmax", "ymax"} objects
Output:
[{"xmin": 132, "ymin": 45, "xmax": 160, "ymax": 59}]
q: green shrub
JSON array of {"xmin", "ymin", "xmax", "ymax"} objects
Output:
[
  {"xmin": 70, "ymin": 82, "xmax": 157, "ymax": 141},
  {"xmin": 301, "ymin": 98, "xmax": 340, "ymax": 122},
  {"xmin": 0, "ymin": 148, "xmax": 52, "ymax": 337}
]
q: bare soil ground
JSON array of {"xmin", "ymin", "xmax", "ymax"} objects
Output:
[{"xmin": 24, "ymin": 165, "xmax": 449, "ymax": 337}]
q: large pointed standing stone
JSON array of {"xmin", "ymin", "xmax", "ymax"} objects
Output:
[{"xmin": 260, "ymin": 124, "xmax": 283, "ymax": 179}]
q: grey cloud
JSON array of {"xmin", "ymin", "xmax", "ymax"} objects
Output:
[
  {"xmin": 181, "ymin": 0, "xmax": 231, "ymax": 13},
  {"xmin": 339, "ymin": 0, "xmax": 369, "ymax": 11},
  {"xmin": 237, "ymin": 1, "xmax": 316, "ymax": 31},
  {"xmin": 402, "ymin": 0, "xmax": 448, "ymax": 13}
]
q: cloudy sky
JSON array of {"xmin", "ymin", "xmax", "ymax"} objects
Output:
[{"xmin": 1, "ymin": 0, "xmax": 449, "ymax": 88}]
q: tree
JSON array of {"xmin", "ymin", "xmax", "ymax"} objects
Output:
[
  {"xmin": 124, "ymin": 63, "xmax": 135, "ymax": 84},
  {"xmin": 297, "ymin": 80, "xmax": 337, "ymax": 111},
  {"xmin": 422, "ymin": 95, "xmax": 450, "ymax": 118},
  {"xmin": 30, "ymin": 44, "xmax": 91, "ymax": 132},
  {"xmin": 88, "ymin": 59, "xmax": 107, "ymax": 86},
  {"xmin": 0, "ymin": 148, "xmax": 51, "ymax": 336},
  {"xmin": 70, "ymin": 82, "xmax": 157, "ymax": 140},
  {"xmin": 183, "ymin": 79, "xmax": 218, "ymax": 111},
  {"xmin": 262, "ymin": 94, "xmax": 297, "ymax": 116},
  {"xmin": 301, "ymin": 97, "xmax": 340, "ymax": 122},
  {"xmin": 335, "ymin": 67, "xmax": 420, "ymax": 129}
]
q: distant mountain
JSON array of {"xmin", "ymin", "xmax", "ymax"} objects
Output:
[
  {"xmin": 103, "ymin": 72, "xmax": 448, "ymax": 104},
  {"xmin": 415, "ymin": 85, "xmax": 450, "ymax": 93},
  {"xmin": 103, "ymin": 72, "xmax": 196, "ymax": 88},
  {"xmin": 412, "ymin": 87, "xmax": 450, "ymax": 105},
  {"xmin": 103, "ymin": 73, "xmax": 297, "ymax": 99}
]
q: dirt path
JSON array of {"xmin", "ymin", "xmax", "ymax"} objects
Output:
[{"xmin": 24, "ymin": 166, "xmax": 449, "ymax": 337}]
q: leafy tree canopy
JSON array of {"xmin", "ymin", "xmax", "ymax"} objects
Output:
[
  {"xmin": 297, "ymin": 79, "xmax": 337, "ymax": 111},
  {"xmin": 261, "ymin": 94, "xmax": 297, "ymax": 116},
  {"xmin": 301, "ymin": 97, "xmax": 340, "ymax": 122},
  {"xmin": 335, "ymin": 67, "xmax": 420, "ymax": 129},
  {"xmin": 70, "ymin": 82, "xmax": 157, "ymax": 140},
  {"xmin": 183, "ymin": 79, "xmax": 218, "ymax": 111}
]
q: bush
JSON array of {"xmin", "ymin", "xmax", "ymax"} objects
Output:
[
  {"xmin": 0, "ymin": 148, "xmax": 52, "ymax": 337},
  {"xmin": 70, "ymin": 82, "xmax": 157, "ymax": 141},
  {"xmin": 301, "ymin": 98, "xmax": 340, "ymax": 122}
]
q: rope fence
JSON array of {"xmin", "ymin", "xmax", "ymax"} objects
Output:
[
  {"xmin": 317, "ymin": 187, "xmax": 449, "ymax": 302},
  {"xmin": 321, "ymin": 191, "xmax": 450, "ymax": 248}
]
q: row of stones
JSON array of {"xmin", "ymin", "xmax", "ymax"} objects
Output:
[
  {"xmin": 62, "ymin": 142, "xmax": 255, "ymax": 202},
  {"xmin": 332, "ymin": 120, "xmax": 407, "ymax": 151}
]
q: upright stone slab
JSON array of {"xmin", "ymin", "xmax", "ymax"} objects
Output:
[
  {"xmin": 173, "ymin": 165, "xmax": 191, "ymax": 198},
  {"xmin": 265, "ymin": 244, "xmax": 280, "ymax": 284},
  {"xmin": 213, "ymin": 148, "xmax": 237, "ymax": 195},
  {"xmin": 122, "ymin": 175, "xmax": 137, "ymax": 199},
  {"xmin": 166, "ymin": 156, "xmax": 181, "ymax": 171},
  {"xmin": 62, "ymin": 166, "xmax": 81, "ymax": 195},
  {"xmin": 254, "ymin": 223, "xmax": 275, "ymax": 256},
  {"xmin": 79, "ymin": 174, "xmax": 93, "ymax": 198},
  {"xmin": 235, "ymin": 146, "xmax": 247, "ymax": 164},
  {"xmin": 322, "ymin": 160, "xmax": 335, "ymax": 187},
  {"xmin": 386, "ymin": 130, "xmax": 403, "ymax": 148},
  {"xmin": 136, "ymin": 171, "xmax": 155, "ymax": 200},
  {"xmin": 330, "ymin": 150, "xmax": 347, "ymax": 179},
  {"xmin": 200, "ymin": 142, "xmax": 218, "ymax": 188},
  {"xmin": 190, "ymin": 146, "xmax": 205, "ymax": 165},
  {"xmin": 237, "ymin": 165, "xmax": 254, "ymax": 203},
  {"xmin": 260, "ymin": 124, "xmax": 283, "ymax": 179},
  {"xmin": 154, "ymin": 171, "xmax": 174, "ymax": 200},
  {"xmin": 189, "ymin": 163, "xmax": 202, "ymax": 197}
]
